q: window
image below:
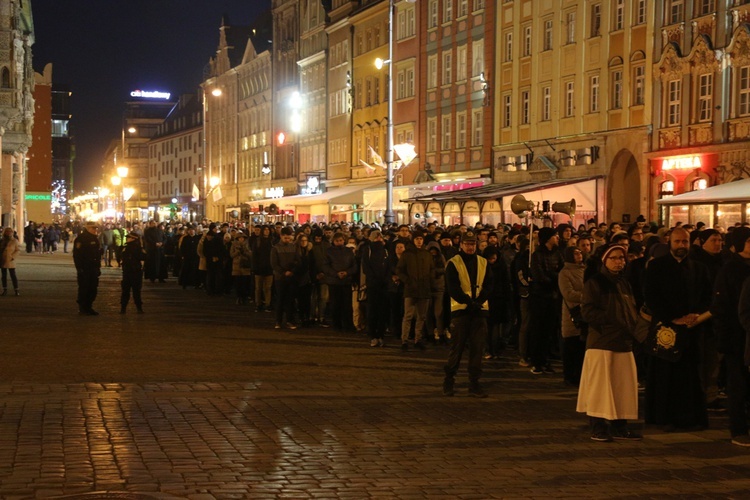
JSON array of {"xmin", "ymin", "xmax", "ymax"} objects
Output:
[
  {"xmin": 614, "ymin": 0, "xmax": 624, "ymax": 30},
  {"xmin": 521, "ymin": 90, "xmax": 530, "ymax": 124},
  {"xmin": 660, "ymin": 180, "xmax": 675, "ymax": 197},
  {"xmin": 542, "ymin": 86, "xmax": 551, "ymax": 121},
  {"xmin": 740, "ymin": 66, "xmax": 750, "ymax": 116},
  {"xmin": 442, "ymin": 115, "xmax": 452, "ymax": 150},
  {"xmin": 698, "ymin": 73, "xmax": 713, "ymax": 122},
  {"xmin": 443, "ymin": 0, "xmax": 453, "ymax": 22},
  {"xmin": 565, "ymin": 81, "xmax": 575, "ymax": 117},
  {"xmin": 457, "ymin": 45, "xmax": 468, "ymax": 81},
  {"xmin": 428, "ymin": 55, "xmax": 438, "ymax": 89},
  {"xmin": 566, "ymin": 11, "xmax": 576, "ymax": 44},
  {"xmin": 472, "ymin": 109, "xmax": 483, "ymax": 146},
  {"xmin": 611, "ymin": 70, "xmax": 623, "ymax": 109},
  {"xmin": 457, "ymin": 0, "xmax": 468, "ymax": 18},
  {"xmin": 693, "ymin": 178, "xmax": 708, "ymax": 190},
  {"xmin": 669, "ymin": 0, "xmax": 684, "ymax": 24},
  {"xmin": 635, "ymin": 0, "xmax": 647, "ymax": 25},
  {"xmin": 633, "ymin": 65, "xmax": 645, "ymax": 105},
  {"xmin": 504, "ymin": 32, "xmax": 513, "ymax": 62},
  {"xmin": 365, "ymin": 77, "xmax": 372, "ymax": 106},
  {"xmin": 472, "ymin": 39, "xmax": 484, "ymax": 76},
  {"xmin": 373, "ymin": 77, "xmax": 380, "ymax": 104},
  {"xmin": 697, "ymin": 0, "xmax": 714, "ymax": 16},
  {"xmin": 522, "ymin": 25, "xmax": 532, "ymax": 56},
  {"xmin": 457, "ymin": 112, "xmax": 467, "ymax": 148},
  {"xmin": 590, "ymin": 75, "xmax": 600, "ymax": 112},
  {"xmin": 428, "ymin": 0, "xmax": 438, "ymax": 28},
  {"xmin": 543, "ymin": 19, "xmax": 553, "ymax": 51},
  {"xmin": 473, "ymin": 0, "xmax": 485, "ymax": 11},
  {"xmin": 503, "ymin": 94, "xmax": 512, "ymax": 127},
  {"xmin": 591, "ymin": 4, "xmax": 601, "ymax": 37},
  {"xmin": 442, "ymin": 50, "xmax": 452, "ymax": 85},
  {"xmin": 427, "ymin": 117, "xmax": 437, "ymax": 151},
  {"xmin": 397, "ymin": 5, "xmax": 416, "ymax": 39},
  {"xmin": 668, "ymin": 79, "xmax": 681, "ymax": 126}
]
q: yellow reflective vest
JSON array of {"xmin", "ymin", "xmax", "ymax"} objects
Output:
[{"xmin": 449, "ymin": 254, "xmax": 489, "ymax": 312}]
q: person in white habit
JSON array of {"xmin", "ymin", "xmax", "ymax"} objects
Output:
[{"xmin": 577, "ymin": 244, "xmax": 642, "ymax": 442}]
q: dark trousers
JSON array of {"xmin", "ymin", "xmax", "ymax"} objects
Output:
[
  {"xmin": 725, "ymin": 351, "xmax": 749, "ymax": 437},
  {"xmin": 205, "ymin": 266, "xmax": 223, "ymax": 296},
  {"xmin": 329, "ymin": 284, "xmax": 353, "ymax": 330},
  {"xmin": 275, "ymin": 278, "xmax": 297, "ymax": 325},
  {"xmin": 445, "ymin": 314, "xmax": 487, "ymax": 383},
  {"xmin": 1, "ymin": 268, "xmax": 18, "ymax": 290},
  {"xmin": 76, "ymin": 269, "xmax": 99, "ymax": 311},
  {"xmin": 562, "ymin": 336, "xmax": 585, "ymax": 384},
  {"xmin": 297, "ymin": 283, "xmax": 312, "ymax": 322},
  {"xmin": 235, "ymin": 275, "xmax": 251, "ymax": 300},
  {"xmin": 528, "ymin": 295, "xmax": 558, "ymax": 369},
  {"xmin": 121, "ymin": 270, "xmax": 143, "ymax": 307},
  {"xmin": 367, "ymin": 285, "xmax": 389, "ymax": 339}
]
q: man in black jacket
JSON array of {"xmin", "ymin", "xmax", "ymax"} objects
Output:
[
  {"xmin": 528, "ymin": 227, "xmax": 564, "ymax": 375},
  {"xmin": 120, "ymin": 232, "xmax": 146, "ymax": 314},
  {"xmin": 443, "ymin": 231, "xmax": 494, "ymax": 398},
  {"xmin": 711, "ymin": 227, "xmax": 750, "ymax": 446},
  {"xmin": 361, "ymin": 230, "xmax": 390, "ymax": 347},
  {"xmin": 73, "ymin": 221, "xmax": 102, "ymax": 315}
]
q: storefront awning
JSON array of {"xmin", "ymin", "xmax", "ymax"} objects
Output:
[
  {"xmin": 401, "ymin": 176, "xmax": 602, "ymax": 203},
  {"xmin": 656, "ymin": 178, "xmax": 750, "ymax": 205},
  {"xmin": 246, "ymin": 181, "xmax": 381, "ymax": 210}
]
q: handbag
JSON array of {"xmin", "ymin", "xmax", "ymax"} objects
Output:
[
  {"xmin": 568, "ymin": 304, "xmax": 586, "ymax": 329},
  {"xmin": 645, "ymin": 321, "xmax": 685, "ymax": 362}
]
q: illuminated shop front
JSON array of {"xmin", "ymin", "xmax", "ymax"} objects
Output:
[
  {"xmin": 655, "ymin": 177, "xmax": 750, "ymax": 229},
  {"xmin": 650, "ymin": 153, "xmax": 717, "ymax": 224}
]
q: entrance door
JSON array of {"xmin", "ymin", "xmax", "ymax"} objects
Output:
[{"xmin": 608, "ymin": 150, "xmax": 641, "ymax": 224}]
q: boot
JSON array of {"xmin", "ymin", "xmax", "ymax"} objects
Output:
[
  {"xmin": 120, "ymin": 305, "xmax": 126, "ymax": 314},
  {"xmin": 136, "ymin": 305, "xmax": 144, "ymax": 314},
  {"xmin": 468, "ymin": 381, "xmax": 488, "ymax": 398},
  {"xmin": 442, "ymin": 377, "xmax": 455, "ymax": 397},
  {"xmin": 14, "ymin": 289, "xmax": 19, "ymax": 296}
]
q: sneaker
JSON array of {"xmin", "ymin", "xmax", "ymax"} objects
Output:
[
  {"xmin": 484, "ymin": 354, "xmax": 494, "ymax": 360},
  {"xmin": 274, "ymin": 323, "xmax": 282, "ymax": 329},
  {"xmin": 286, "ymin": 323, "xmax": 298, "ymax": 330},
  {"xmin": 530, "ymin": 367, "xmax": 543, "ymax": 375},
  {"xmin": 543, "ymin": 365, "xmax": 556, "ymax": 374},
  {"xmin": 518, "ymin": 358, "xmax": 530, "ymax": 367},
  {"xmin": 401, "ymin": 342, "xmax": 409, "ymax": 351},
  {"xmin": 468, "ymin": 384, "xmax": 488, "ymax": 398},
  {"xmin": 612, "ymin": 429, "xmax": 643, "ymax": 441},
  {"xmin": 445, "ymin": 329, "xmax": 452, "ymax": 340},
  {"xmin": 377, "ymin": 338, "xmax": 385, "ymax": 347},
  {"xmin": 319, "ymin": 321, "xmax": 331, "ymax": 328},
  {"xmin": 731, "ymin": 434, "xmax": 750, "ymax": 447},
  {"xmin": 591, "ymin": 432, "xmax": 613, "ymax": 442},
  {"xmin": 414, "ymin": 341, "xmax": 427, "ymax": 351},
  {"xmin": 370, "ymin": 339, "xmax": 379, "ymax": 347},
  {"xmin": 442, "ymin": 378, "xmax": 455, "ymax": 397},
  {"xmin": 433, "ymin": 329, "xmax": 440, "ymax": 341}
]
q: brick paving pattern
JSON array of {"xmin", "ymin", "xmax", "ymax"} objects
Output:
[{"xmin": 0, "ymin": 253, "xmax": 748, "ymax": 499}]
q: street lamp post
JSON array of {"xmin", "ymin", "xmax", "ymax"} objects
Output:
[{"xmin": 376, "ymin": 0, "xmax": 415, "ymax": 225}]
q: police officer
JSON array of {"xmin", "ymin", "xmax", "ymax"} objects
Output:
[
  {"xmin": 73, "ymin": 221, "xmax": 102, "ymax": 315},
  {"xmin": 120, "ymin": 232, "xmax": 146, "ymax": 314},
  {"xmin": 443, "ymin": 231, "xmax": 494, "ymax": 398}
]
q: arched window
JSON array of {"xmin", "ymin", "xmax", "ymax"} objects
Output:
[
  {"xmin": 692, "ymin": 178, "xmax": 707, "ymax": 190},
  {"xmin": 1, "ymin": 67, "xmax": 10, "ymax": 88},
  {"xmin": 660, "ymin": 180, "xmax": 675, "ymax": 197}
]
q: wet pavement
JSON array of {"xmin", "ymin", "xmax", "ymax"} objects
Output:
[{"xmin": 0, "ymin": 251, "xmax": 748, "ymax": 499}]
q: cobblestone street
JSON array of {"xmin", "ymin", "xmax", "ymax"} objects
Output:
[{"xmin": 0, "ymin": 253, "xmax": 748, "ymax": 499}]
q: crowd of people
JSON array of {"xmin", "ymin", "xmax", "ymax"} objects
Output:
[{"xmin": 4, "ymin": 214, "xmax": 750, "ymax": 445}]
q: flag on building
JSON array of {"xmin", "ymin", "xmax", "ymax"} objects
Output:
[
  {"xmin": 369, "ymin": 146, "xmax": 385, "ymax": 169},
  {"xmin": 359, "ymin": 159, "xmax": 376, "ymax": 174},
  {"xmin": 192, "ymin": 183, "xmax": 200, "ymax": 201}
]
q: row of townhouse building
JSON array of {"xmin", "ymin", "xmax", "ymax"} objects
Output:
[{"xmin": 101, "ymin": 0, "xmax": 750, "ymax": 228}]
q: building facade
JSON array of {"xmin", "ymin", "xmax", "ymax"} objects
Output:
[
  {"xmin": 0, "ymin": 0, "xmax": 34, "ymax": 234},
  {"xmin": 27, "ymin": 62, "xmax": 51, "ymax": 225},
  {"xmin": 148, "ymin": 94, "xmax": 203, "ymax": 222},
  {"xmin": 649, "ymin": 0, "xmax": 750, "ymax": 227}
]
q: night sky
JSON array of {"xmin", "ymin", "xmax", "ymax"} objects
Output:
[{"xmin": 31, "ymin": 0, "xmax": 272, "ymax": 192}]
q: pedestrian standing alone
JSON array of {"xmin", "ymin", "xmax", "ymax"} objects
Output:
[
  {"xmin": 120, "ymin": 232, "xmax": 146, "ymax": 314},
  {"xmin": 577, "ymin": 245, "xmax": 642, "ymax": 442},
  {"xmin": 1, "ymin": 227, "xmax": 21, "ymax": 295},
  {"xmin": 443, "ymin": 231, "xmax": 494, "ymax": 398},
  {"xmin": 73, "ymin": 221, "xmax": 102, "ymax": 315}
]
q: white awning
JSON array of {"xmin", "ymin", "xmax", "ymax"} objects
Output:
[
  {"xmin": 656, "ymin": 178, "xmax": 750, "ymax": 205},
  {"xmin": 245, "ymin": 181, "xmax": 381, "ymax": 210}
]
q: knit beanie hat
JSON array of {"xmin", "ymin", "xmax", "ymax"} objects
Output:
[
  {"xmin": 601, "ymin": 244, "xmax": 627, "ymax": 263},
  {"xmin": 730, "ymin": 226, "xmax": 750, "ymax": 252},
  {"xmin": 538, "ymin": 227, "xmax": 556, "ymax": 246}
]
